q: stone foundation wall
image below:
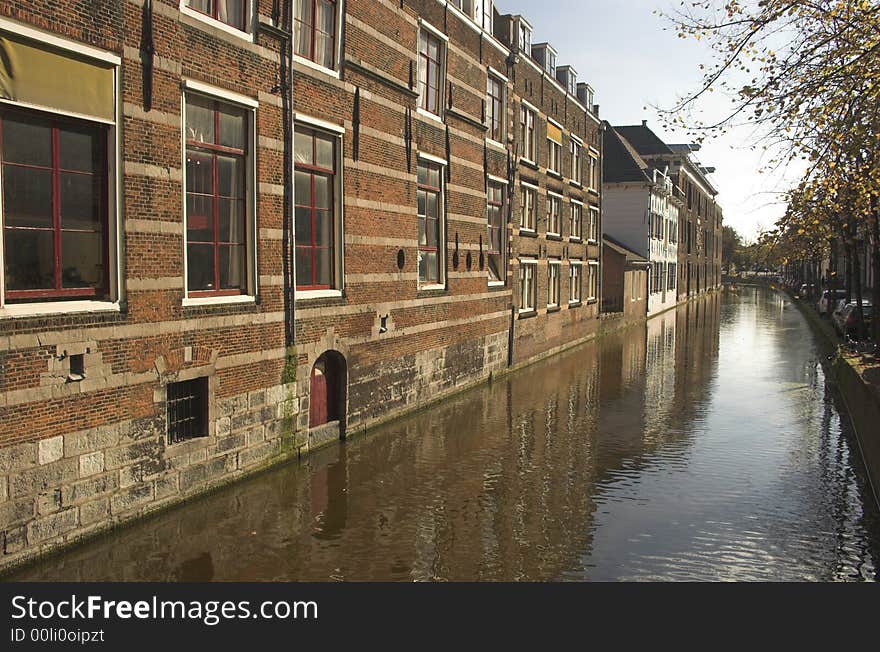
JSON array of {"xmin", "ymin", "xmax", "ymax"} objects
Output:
[{"xmin": 0, "ymin": 382, "xmax": 301, "ymax": 572}]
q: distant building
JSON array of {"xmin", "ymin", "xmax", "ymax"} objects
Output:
[
  {"xmin": 601, "ymin": 234, "xmax": 648, "ymax": 326},
  {"xmin": 602, "ymin": 123, "xmax": 681, "ymax": 316}
]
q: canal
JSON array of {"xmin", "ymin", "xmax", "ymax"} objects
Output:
[{"xmin": 8, "ymin": 288, "xmax": 880, "ymax": 581}]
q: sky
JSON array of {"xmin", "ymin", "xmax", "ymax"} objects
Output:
[{"xmin": 498, "ymin": 0, "xmax": 805, "ymax": 242}]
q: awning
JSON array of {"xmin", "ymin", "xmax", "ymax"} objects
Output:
[{"xmin": 0, "ymin": 31, "xmax": 115, "ymax": 121}]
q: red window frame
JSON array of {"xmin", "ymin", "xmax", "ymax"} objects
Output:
[
  {"xmin": 0, "ymin": 109, "xmax": 109, "ymax": 302},
  {"xmin": 419, "ymin": 31, "xmax": 443, "ymax": 115},
  {"xmin": 417, "ymin": 161, "xmax": 442, "ymax": 285},
  {"xmin": 186, "ymin": 0, "xmax": 248, "ymax": 31},
  {"xmin": 487, "ymin": 75, "xmax": 503, "ymax": 142},
  {"xmin": 295, "ymin": 127, "xmax": 336, "ymax": 291},
  {"xmin": 294, "ymin": 0, "xmax": 337, "ymax": 69},
  {"xmin": 185, "ymin": 97, "xmax": 249, "ymax": 298}
]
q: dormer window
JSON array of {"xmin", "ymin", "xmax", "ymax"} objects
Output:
[
  {"xmin": 532, "ymin": 44, "xmax": 557, "ymax": 79},
  {"xmin": 545, "ymin": 51, "xmax": 555, "ymax": 77},
  {"xmin": 518, "ymin": 20, "xmax": 531, "ymax": 53}
]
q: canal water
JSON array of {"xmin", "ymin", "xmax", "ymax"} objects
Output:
[{"xmin": 8, "ymin": 287, "xmax": 880, "ymax": 581}]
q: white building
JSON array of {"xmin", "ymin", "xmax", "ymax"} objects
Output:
[{"xmin": 602, "ymin": 124, "xmax": 681, "ymax": 317}]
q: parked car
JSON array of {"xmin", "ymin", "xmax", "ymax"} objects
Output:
[
  {"xmin": 797, "ymin": 284, "xmax": 815, "ymax": 299},
  {"xmin": 839, "ymin": 303, "xmax": 874, "ymax": 340},
  {"xmin": 833, "ymin": 300, "xmax": 872, "ymax": 336},
  {"xmin": 818, "ymin": 289, "xmax": 848, "ymax": 316}
]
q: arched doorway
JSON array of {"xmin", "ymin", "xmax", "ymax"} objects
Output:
[{"xmin": 309, "ymin": 351, "xmax": 346, "ymax": 436}]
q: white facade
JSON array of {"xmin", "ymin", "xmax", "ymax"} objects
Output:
[{"xmin": 603, "ymin": 168, "xmax": 680, "ymax": 317}]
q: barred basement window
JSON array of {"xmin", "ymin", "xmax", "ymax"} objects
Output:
[{"xmin": 167, "ymin": 378, "xmax": 209, "ymax": 444}]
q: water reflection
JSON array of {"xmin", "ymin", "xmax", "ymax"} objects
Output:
[{"xmin": 8, "ymin": 289, "xmax": 880, "ymax": 581}]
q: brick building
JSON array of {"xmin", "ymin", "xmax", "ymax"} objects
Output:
[{"xmin": 0, "ymin": 0, "xmax": 603, "ymax": 570}]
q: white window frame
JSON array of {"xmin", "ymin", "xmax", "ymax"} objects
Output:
[
  {"xmin": 519, "ymin": 102, "xmax": 537, "ymax": 164},
  {"xmin": 588, "ymin": 151, "xmax": 599, "ymax": 192},
  {"xmin": 547, "ymin": 258, "xmax": 561, "ymax": 308},
  {"xmin": 181, "ymin": 80, "xmax": 259, "ymax": 307},
  {"xmin": 546, "ymin": 192, "xmax": 563, "ymax": 237},
  {"xmin": 180, "ymin": 0, "xmax": 254, "ymax": 42},
  {"xmin": 293, "ymin": 114, "xmax": 346, "ymax": 301},
  {"xmin": 486, "ymin": 68, "xmax": 507, "ymax": 147},
  {"xmin": 291, "ymin": 0, "xmax": 344, "ymax": 77},
  {"xmin": 520, "ymin": 181, "xmax": 538, "ymax": 233},
  {"xmin": 588, "ymin": 205, "xmax": 599, "ymax": 243},
  {"xmin": 569, "ymin": 200, "xmax": 583, "ymax": 242},
  {"xmin": 518, "ymin": 258, "xmax": 537, "ymax": 313},
  {"xmin": 0, "ymin": 21, "xmax": 123, "ymax": 319},
  {"xmin": 569, "ymin": 259, "xmax": 583, "ymax": 305},
  {"xmin": 417, "ymin": 20, "xmax": 449, "ymax": 122},
  {"xmin": 416, "ymin": 154, "xmax": 447, "ymax": 291},
  {"xmin": 570, "ymin": 136, "xmax": 583, "ymax": 185},
  {"xmin": 587, "ymin": 261, "xmax": 599, "ymax": 301}
]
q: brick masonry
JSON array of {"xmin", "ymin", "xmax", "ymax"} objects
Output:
[{"xmin": 0, "ymin": 0, "xmax": 616, "ymax": 571}]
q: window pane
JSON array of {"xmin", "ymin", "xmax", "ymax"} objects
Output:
[
  {"xmin": 295, "ymin": 206, "xmax": 313, "ymax": 244},
  {"xmin": 217, "ymin": 155, "xmax": 243, "ymax": 198},
  {"xmin": 294, "ymin": 132, "xmax": 313, "ymax": 165},
  {"xmin": 59, "ymin": 125, "xmax": 101, "ymax": 172},
  {"xmin": 314, "ymin": 247, "xmax": 332, "ymax": 286},
  {"xmin": 218, "ymin": 106, "xmax": 246, "ymax": 150},
  {"xmin": 294, "ymin": 20, "xmax": 312, "ymax": 58},
  {"xmin": 187, "ymin": 243, "xmax": 215, "ymax": 291},
  {"xmin": 294, "ymin": 169, "xmax": 311, "ymax": 201},
  {"xmin": 295, "ymin": 246, "xmax": 314, "ymax": 287},
  {"xmin": 186, "ymin": 193, "xmax": 213, "ymax": 241},
  {"xmin": 61, "ymin": 231, "xmax": 104, "ymax": 288},
  {"xmin": 1, "ymin": 117, "xmax": 51, "ymax": 166},
  {"xmin": 314, "ymin": 210, "xmax": 332, "ymax": 247},
  {"xmin": 186, "ymin": 151, "xmax": 213, "ymax": 194},
  {"xmin": 488, "ymin": 253, "xmax": 502, "ymax": 282},
  {"xmin": 219, "ymin": 198, "xmax": 246, "ymax": 244},
  {"xmin": 186, "ymin": 97, "xmax": 216, "ymax": 145},
  {"xmin": 315, "ymin": 31, "xmax": 334, "ymax": 69},
  {"xmin": 425, "ymin": 192, "xmax": 438, "ymax": 219},
  {"xmin": 218, "ymin": 0, "xmax": 246, "ymax": 30},
  {"xmin": 219, "ymin": 244, "xmax": 246, "ymax": 289},
  {"xmin": 187, "ymin": 0, "xmax": 212, "ymax": 14},
  {"xmin": 418, "ymin": 216, "xmax": 426, "ymax": 247},
  {"xmin": 2, "ymin": 165, "xmax": 52, "ymax": 228},
  {"xmin": 425, "ymin": 216, "xmax": 438, "ymax": 247},
  {"xmin": 314, "ymin": 174, "xmax": 330, "ymax": 209},
  {"xmin": 3, "ymin": 228, "xmax": 54, "ymax": 291},
  {"xmin": 317, "ymin": 0, "xmax": 334, "ymax": 32},
  {"xmin": 417, "ymin": 164, "xmax": 427, "ymax": 186},
  {"xmin": 417, "ymin": 190, "xmax": 426, "ymax": 217},
  {"xmin": 60, "ymin": 172, "xmax": 102, "ymax": 231},
  {"xmin": 316, "ymin": 135, "xmax": 334, "ymax": 169},
  {"xmin": 419, "ymin": 250, "xmax": 437, "ymax": 283}
]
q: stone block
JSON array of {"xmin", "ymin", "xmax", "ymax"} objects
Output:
[
  {"xmin": 110, "ymin": 484, "xmax": 154, "ymax": 516},
  {"xmin": 0, "ymin": 443, "xmax": 36, "ymax": 474},
  {"xmin": 3, "ymin": 526, "xmax": 27, "ymax": 555},
  {"xmin": 62, "ymin": 471, "xmax": 119, "ymax": 506},
  {"xmin": 104, "ymin": 439, "xmax": 162, "ymax": 470},
  {"xmin": 216, "ymin": 416, "xmax": 232, "ymax": 437},
  {"xmin": 238, "ymin": 441, "xmax": 278, "ymax": 469},
  {"xmin": 248, "ymin": 390, "xmax": 266, "ymax": 409},
  {"xmin": 155, "ymin": 474, "xmax": 179, "ymax": 500},
  {"xmin": 36, "ymin": 489, "xmax": 62, "ymax": 516},
  {"xmin": 215, "ymin": 433, "xmax": 247, "ymax": 454},
  {"xmin": 27, "ymin": 508, "xmax": 78, "ymax": 544},
  {"xmin": 247, "ymin": 426, "xmax": 266, "ymax": 447},
  {"xmin": 79, "ymin": 497, "xmax": 110, "ymax": 527},
  {"xmin": 38, "ymin": 436, "xmax": 64, "ymax": 465},
  {"xmin": 10, "ymin": 458, "xmax": 78, "ymax": 499},
  {"xmin": 64, "ymin": 426, "xmax": 120, "ymax": 458},
  {"xmin": 79, "ymin": 451, "xmax": 105, "ymax": 478},
  {"xmin": 0, "ymin": 497, "xmax": 35, "ymax": 530}
]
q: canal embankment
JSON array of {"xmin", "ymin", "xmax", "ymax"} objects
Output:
[{"xmin": 786, "ymin": 288, "xmax": 880, "ymax": 508}]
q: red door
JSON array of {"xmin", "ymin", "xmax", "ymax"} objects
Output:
[{"xmin": 309, "ymin": 365, "xmax": 328, "ymax": 427}]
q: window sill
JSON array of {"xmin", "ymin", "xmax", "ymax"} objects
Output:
[
  {"xmin": 488, "ymin": 280, "xmax": 506, "ymax": 288},
  {"xmin": 418, "ymin": 283, "xmax": 447, "ymax": 292},
  {"xmin": 547, "ymin": 170, "xmax": 563, "ymax": 180},
  {"xmin": 568, "ymin": 300, "xmax": 582, "ymax": 308},
  {"xmin": 547, "ymin": 304, "xmax": 561, "ymax": 313},
  {"xmin": 569, "ymin": 237, "xmax": 583, "ymax": 244},
  {"xmin": 293, "ymin": 54, "xmax": 340, "ymax": 79},
  {"xmin": 587, "ymin": 298, "xmax": 598, "ymax": 305},
  {"xmin": 486, "ymin": 138, "xmax": 507, "ymax": 152},
  {"xmin": 179, "ymin": 5, "xmax": 254, "ymax": 43},
  {"xmin": 546, "ymin": 233, "xmax": 563, "ymax": 242},
  {"xmin": 569, "ymin": 180, "xmax": 584, "ymax": 189},
  {"xmin": 416, "ymin": 108, "xmax": 445, "ymax": 126},
  {"xmin": 587, "ymin": 187, "xmax": 599, "ymax": 195},
  {"xmin": 0, "ymin": 300, "xmax": 121, "ymax": 320},
  {"xmin": 519, "ymin": 228, "xmax": 538, "ymax": 238},
  {"xmin": 519, "ymin": 157, "xmax": 539, "ymax": 171},
  {"xmin": 517, "ymin": 309, "xmax": 537, "ymax": 320},
  {"xmin": 296, "ymin": 289, "xmax": 344, "ymax": 301},
  {"xmin": 183, "ymin": 295, "xmax": 256, "ymax": 308},
  {"xmin": 587, "ymin": 239, "xmax": 598, "ymax": 245}
]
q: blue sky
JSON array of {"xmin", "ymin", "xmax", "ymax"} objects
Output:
[{"xmin": 498, "ymin": 0, "xmax": 802, "ymax": 241}]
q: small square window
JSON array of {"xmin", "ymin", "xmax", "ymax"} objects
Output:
[{"xmin": 167, "ymin": 377, "xmax": 209, "ymax": 444}]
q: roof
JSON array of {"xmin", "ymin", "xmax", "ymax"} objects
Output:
[
  {"xmin": 602, "ymin": 234, "xmax": 649, "ymax": 263},
  {"xmin": 613, "ymin": 124, "xmax": 675, "ymax": 157},
  {"xmin": 603, "ymin": 125, "xmax": 650, "ymax": 184}
]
